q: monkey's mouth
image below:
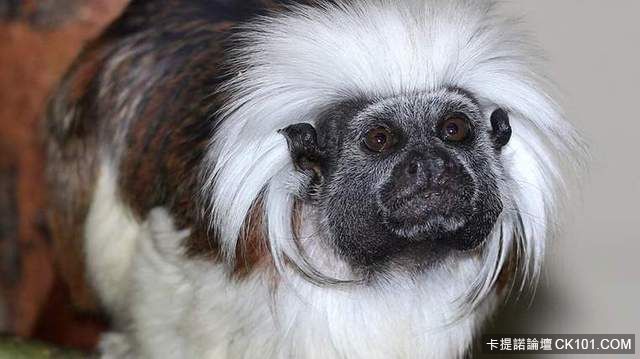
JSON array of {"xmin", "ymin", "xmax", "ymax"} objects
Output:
[
  {"xmin": 378, "ymin": 187, "xmax": 498, "ymax": 251},
  {"xmin": 381, "ymin": 183, "xmax": 474, "ymax": 229},
  {"xmin": 384, "ymin": 212, "xmax": 467, "ymax": 240}
]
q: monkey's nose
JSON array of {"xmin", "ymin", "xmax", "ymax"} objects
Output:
[
  {"xmin": 379, "ymin": 148, "xmax": 469, "ymax": 234},
  {"xmin": 396, "ymin": 151, "xmax": 446, "ymax": 193}
]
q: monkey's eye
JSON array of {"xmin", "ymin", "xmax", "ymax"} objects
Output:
[
  {"xmin": 364, "ymin": 127, "xmax": 394, "ymax": 153},
  {"xmin": 440, "ymin": 115, "xmax": 470, "ymax": 142}
]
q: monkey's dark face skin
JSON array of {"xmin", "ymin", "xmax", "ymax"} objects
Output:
[{"xmin": 281, "ymin": 89, "xmax": 511, "ymax": 273}]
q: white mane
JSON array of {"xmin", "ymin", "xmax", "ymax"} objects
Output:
[{"xmin": 201, "ymin": 0, "xmax": 583, "ymax": 302}]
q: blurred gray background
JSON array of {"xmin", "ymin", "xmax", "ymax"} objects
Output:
[{"xmin": 482, "ymin": 1, "xmax": 640, "ymax": 358}]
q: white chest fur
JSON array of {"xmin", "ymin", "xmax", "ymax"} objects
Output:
[{"xmin": 87, "ymin": 166, "xmax": 497, "ymax": 358}]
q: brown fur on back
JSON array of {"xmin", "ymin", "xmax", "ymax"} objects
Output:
[{"xmin": 43, "ymin": 0, "xmax": 291, "ymax": 312}]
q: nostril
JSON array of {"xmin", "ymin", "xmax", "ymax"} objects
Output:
[{"xmin": 406, "ymin": 161, "xmax": 420, "ymax": 175}]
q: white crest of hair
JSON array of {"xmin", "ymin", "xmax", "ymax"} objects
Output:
[{"xmin": 202, "ymin": 0, "xmax": 583, "ymax": 315}]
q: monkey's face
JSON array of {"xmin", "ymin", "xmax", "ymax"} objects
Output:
[{"xmin": 281, "ymin": 89, "xmax": 511, "ymax": 272}]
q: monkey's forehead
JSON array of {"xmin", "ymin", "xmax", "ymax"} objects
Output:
[
  {"xmin": 344, "ymin": 88, "xmax": 484, "ymax": 124},
  {"xmin": 362, "ymin": 88, "xmax": 481, "ymax": 112}
]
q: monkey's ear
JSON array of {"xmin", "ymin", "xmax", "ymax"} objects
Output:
[
  {"xmin": 490, "ymin": 108, "xmax": 512, "ymax": 149},
  {"xmin": 278, "ymin": 123, "xmax": 323, "ymax": 174}
]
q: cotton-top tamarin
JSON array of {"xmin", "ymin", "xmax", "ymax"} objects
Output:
[{"xmin": 44, "ymin": 0, "xmax": 584, "ymax": 357}]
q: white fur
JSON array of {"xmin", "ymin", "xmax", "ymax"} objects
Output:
[
  {"xmin": 85, "ymin": 161, "xmax": 141, "ymax": 320},
  {"xmin": 87, "ymin": 0, "xmax": 584, "ymax": 358},
  {"xmin": 203, "ymin": 0, "xmax": 582, "ymax": 302},
  {"xmin": 110, "ymin": 208, "xmax": 499, "ymax": 359}
]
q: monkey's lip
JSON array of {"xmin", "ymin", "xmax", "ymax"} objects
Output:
[
  {"xmin": 379, "ymin": 189, "xmax": 472, "ymax": 239},
  {"xmin": 381, "ymin": 190, "xmax": 469, "ymax": 217},
  {"xmin": 383, "ymin": 211, "xmax": 467, "ymax": 239}
]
